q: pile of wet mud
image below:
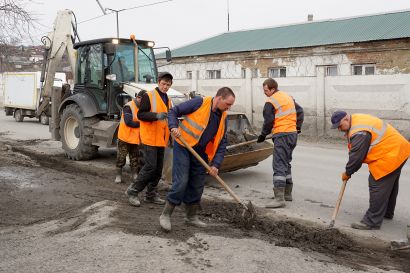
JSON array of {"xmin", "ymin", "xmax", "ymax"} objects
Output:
[
  {"xmin": 226, "ymin": 130, "xmax": 255, "ymax": 154},
  {"xmin": 199, "ymin": 200, "xmax": 410, "ymax": 272}
]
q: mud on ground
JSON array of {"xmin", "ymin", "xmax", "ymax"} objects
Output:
[{"xmin": 0, "ymin": 139, "xmax": 409, "ymax": 272}]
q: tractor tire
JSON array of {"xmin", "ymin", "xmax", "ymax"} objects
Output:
[
  {"xmin": 14, "ymin": 109, "xmax": 24, "ymax": 122},
  {"xmin": 59, "ymin": 104, "xmax": 99, "ymax": 160},
  {"xmin": 39, "ymin": 112, "xmax": 49, "ymax": 125}
]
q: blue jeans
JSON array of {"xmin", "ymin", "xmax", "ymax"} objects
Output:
[{"xmin": 167, "ymin": 141, "xmax": 207, "ymax": 205}]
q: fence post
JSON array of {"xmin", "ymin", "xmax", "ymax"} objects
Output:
[{"xmin": 315, "ymin": 67, "xmax": 326, "ymax": 138}]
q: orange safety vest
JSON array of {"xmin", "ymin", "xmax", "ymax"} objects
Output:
[
  {"xmin": 348, "ymin": 114, "xmax": 410, "ymax": 180},
  {"xmin": 139, "ymin": 89, "xmax": 172, "ymax": 147},
  {"xmin": 176, "ymin": 97, "xmax": 227, "ymax": 162},
  {"xmin": 118, "ymin": 100, "xmax": 141, "ymax": 144},
  {"xmin": 266, "ymin": 91, "xmax": 297, "ymax": 134}
]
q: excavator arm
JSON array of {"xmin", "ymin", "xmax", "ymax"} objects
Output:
[{"xmin": 38, "ymin": 9, "xmax": 78, "ymax": 139}]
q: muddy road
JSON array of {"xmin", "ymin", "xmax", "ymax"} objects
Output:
[{"xmin": 0, "ymin": 138, "xmax": 409, "ymax": 273}]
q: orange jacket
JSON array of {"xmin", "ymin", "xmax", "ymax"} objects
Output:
[
  {"xmin": 348, "ymin": 114, "xmax": 410, "ymax": 180},
  {"xmin": 175, "ymin": 97, "xmax": 227, "ymax": 162},
  {"xmin": 139, "ymin": 90, "xmax": 172, "ymax": 147},
  {"xmin": 118, "ymin": 100, "xmax": 140, "ymax": 144},
  {"xmin": 266, "ymin": 91, "xmax": 297, "ymax": 134}
]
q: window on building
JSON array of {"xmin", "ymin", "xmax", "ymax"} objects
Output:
[
  {"xmin": 352, "ymin": 64, "xmax": 375, "ymax": 75},
  {"xmin": 325, "ymin": 65, "xmax": 338, "ymax": 76},
  {"xmin": 251, "ymin": 68, "xmax": 259, "ymax": 78},
  {"xmin": 186, "ymin": 71, "xmax": 192, "ymax": 79},
  {"xmin": 206, "ymin": 70, "xmax": 221, "ymax": 79},
  {"xmin": 241, "ymin": 68, "xmax": 246, "ymax": 79},
  {"xmin": 268, "ymin": 67, "xmax": 286, "ymax": 78}
]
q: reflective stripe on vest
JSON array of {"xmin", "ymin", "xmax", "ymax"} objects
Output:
[
  {"xmin": 139, "ymin": 89, "xmax": 171, "ymax": 147},
  {"xmin": 267, "ymin": 91, "xmax": 297, "ymax": 134},
  {"xmin": 349, "ymin": 121, "xmax": 388, "ymax": 153},
  {"xmin": 348, "ymin": 114, "xmax": 410, "ymax": 180},
  {"xmin": 118, "ymin": 100, "xmax": 140, "ymax": 144},
  {"xmin": 176, "ymin": 97, "xmax": 227, "ymax": 162}
]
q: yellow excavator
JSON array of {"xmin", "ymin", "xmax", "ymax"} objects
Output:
[{"xmin": 40, "ymin": 10, "xmax": 273, "ymax": 174}]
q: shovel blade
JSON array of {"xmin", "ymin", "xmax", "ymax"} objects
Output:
[{"xmin": 241, "ymin": 201, "xmax": 256, "ymax": 225}]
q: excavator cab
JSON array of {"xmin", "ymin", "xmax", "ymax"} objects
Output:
[{"xmin": 71, "ymin": 38, "xmax": 158, "ymax": 118}]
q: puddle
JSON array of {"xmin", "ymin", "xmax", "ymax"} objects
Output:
[{"xmin": 0, "ymin": 166, "xmax": 40, "ymax": 189}]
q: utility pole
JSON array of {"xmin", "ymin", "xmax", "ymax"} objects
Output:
[
  {"xmin": 93, "ymin": 0, "xmax": 173, "ymax": 38},
  {"xmin": 227, "ymin": 0, "xmax": 230, "ymax": 32},
  {"xmin": 106, "ymin": 8, "xmax": 125, "ymax": 38}
]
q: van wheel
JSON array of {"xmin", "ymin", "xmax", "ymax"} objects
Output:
[{"xmin": 14, "ymin": 109, "xmax": 24, "ymax": 122}]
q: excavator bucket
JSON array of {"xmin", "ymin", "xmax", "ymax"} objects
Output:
[{"xmin": 221, "ymin": 112, "xmax": 273, "ymax": 172}]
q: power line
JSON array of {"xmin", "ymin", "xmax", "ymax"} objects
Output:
[{"xmin": 78, "ymin": 0, "xmax": 173, "ymax": 25}]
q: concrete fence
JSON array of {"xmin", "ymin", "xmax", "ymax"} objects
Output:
[
  {"xmin": 171, "ymin": 67, "xmax": 410, "ymax": 139},
  {"xmin": 0, "ymin": 74, "xmax": 4, "ymax": 108}
]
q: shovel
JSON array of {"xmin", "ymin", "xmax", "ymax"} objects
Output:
[
  {"xmin": 296, "ymin": 180, "xmax": 347, "ymax": 238},
  {"xmin": 226, "ymin": 135, "xmax": 273, "ymax": 150},
  {"xmin": 329, "ymin": 179, "xmax": 348, "ymax": 228},
  {"xmin": 176, "ymin": 135, "xmax": 257, "ymax": 224},
  {"xmin": 296, "ymin": 179, "xmax": 348, "ymax": 239}
]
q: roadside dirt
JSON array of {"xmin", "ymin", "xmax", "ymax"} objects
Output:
[{"xmin": 0, "ymin": 139, "xmax": 409, "ymax": 272}]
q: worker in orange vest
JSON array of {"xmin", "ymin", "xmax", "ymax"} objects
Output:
[
  {"xmin": 114, "ymin": 90, "xmax": 146, "ymax": 184},
  {"xmin": 331, "ymin": 111, "xmax": 410, "ymax": 230},
  {"xmin": 125, "ymin": 72, "xmax": 173, "ymax": 207},
  {"xmin": 159, "ymin": 87, "xmax": 235, "ymax": 232},
  {"xmin": 257, "ymin": 78, "xmax": 304, "ymax": 208}
]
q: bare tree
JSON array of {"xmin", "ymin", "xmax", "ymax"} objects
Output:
[{"xmin": 0, "ymin": 0, "xmax": 37, "ymax": 46}]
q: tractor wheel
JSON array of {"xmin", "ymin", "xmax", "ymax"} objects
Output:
[
  {"xmin": 14, "ymin": 109, "xmax": 24, "ymax": 122},
  {"xmin": 59, "ymin": 104, "xmax": 99, "ymax": 160}
]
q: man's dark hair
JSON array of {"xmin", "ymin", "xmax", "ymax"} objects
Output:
[
  {"xmin": 216, "ymin": 87, "xmax": 235, "ymax": 99},
  {"xmin": 263, "ymin": 78, "xmax": 278, "ymax": 90},
  {"xmin": 158, "ymin": 72, "xmax": 173, "ymax": 83}
]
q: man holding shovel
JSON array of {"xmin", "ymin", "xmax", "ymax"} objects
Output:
[
  {"xmin": 330, "ymin": 111, "xmax": 410, "ymax": 230},
  {"xmin": 257, "ymin": 78, "xmax": 304, "ymax": 208},
  {"xmin": 159, "ymin": 87, "xmax": 235, "ymax": 232}
]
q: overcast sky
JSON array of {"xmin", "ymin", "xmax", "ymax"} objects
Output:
[{"xmin": 27, "ymin": 0, "xmax": 409, "ymax": 50}]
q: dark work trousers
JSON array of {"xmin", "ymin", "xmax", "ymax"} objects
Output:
[
  {"xmin": 272, "ymin": 133, "xmax": 298, "ymax": 188},
  {"xmin": 116, "ymin": 139, "xmax": 139, "ymax": 169},
  {"xmin": 362, "ymin": 160, "xmax": 407, "ymax": 228},
  {"xmin": 167, "ymin": 141, "xmax": 207, "ymax": 205},
  {"xmin": 127, "ymin": 144, "xmax": 165, "ymax": 198}
]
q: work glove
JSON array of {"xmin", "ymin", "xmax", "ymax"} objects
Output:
[
  {"xmin": 342, "ymin": 172, "xmax": 351, "ymax": 182},
  {"xmin": 297, "ymin": 127, "xmax": 302, "ymax": 134},
  {"xmin": 156, "ymin": 112, "xmax": 168, "ymax": 120},
  {"xmin": 257, "ymin": 135, "xmax": 266, "ymax": 143}
]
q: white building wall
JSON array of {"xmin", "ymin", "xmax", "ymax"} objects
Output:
[
  {"xmin": 0, "ymin": 73, "xmax": 4, "ymax": 107},
  {"xmin": 170, "ymin": 74, "xmax": 410, "ymax": 139},
  {"xmin": 162, "ymin": 52, "xmax": 402, "ymax": 80}
]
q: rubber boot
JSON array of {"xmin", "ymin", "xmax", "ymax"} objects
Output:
[
  {"xmin": 114, "ymin": 167, "xmax": 122, "ymax": 184},
  {"xmin": 185, "ymin": 204, "xmax": 207, "ymax": 228},
  {"xmin": 131, "ymin": 167, "xmax": 138, "ymax": 182},
  {"xmin": 284, "ymin": 184, "xmax": 293, "ymax": 201},
  {"xmin": 159, "ymin": 201, "xmax": 175, "ymax": 232},
  {"xmin": 145, "ymin": 192, "xmax": 166, "ymax": 205},
  {"xmin": 125, "ymin": 189, "xmax": 141, "ymax": 207},
  {"xmin": 265, "ymin": 187, "xmax": 286, "ymax": 208}
]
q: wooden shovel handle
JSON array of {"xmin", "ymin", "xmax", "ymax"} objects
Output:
[
  {"xmin": 226, "ymin": 135, "xmax": 273, "ymax": 150},
  {"xmin": 331, "ymin": 179, "xmax": 348, "ymax": 223},
  {"xmin": 176, "ymin": 135, "xmax": 245, "ymax": 207}
]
